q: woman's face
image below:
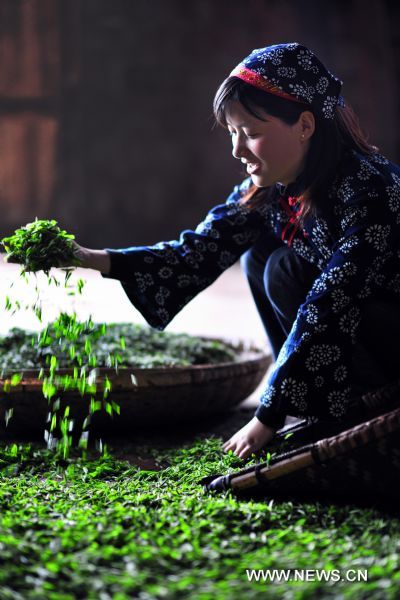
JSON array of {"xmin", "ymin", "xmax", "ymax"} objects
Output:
[{"xmin": 225, "ymin": 101, "xmax": 313, "ymax": 188}]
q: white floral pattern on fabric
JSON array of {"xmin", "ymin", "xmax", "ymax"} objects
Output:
[
  {"xmin": 371, "ymin": 154, "xmax": 389, "ymax": 166},
  {"xmin": 291, "ymin": 238, "xmax": 319, "ymax": 264},
  {"xmin": 158, "ymin": 267, "xmax": 173, "ymax": 279},
  {"xmin": 357, "ymin": 159, "xmax": 380, "ymax": 181},
  {"xmin": 194, "ymin": 240, "xmax": 207, "ymax": 252},
  {"xmin": 339, "ymin": 235, "xmax": 359, "ymax": 255},
  {"xmin": 288, "ymin": 82, "xmax": 315, "ymax": 103},
  {"xmin": 217, "ymin": 250, "xmax": 236, "ymax": 270},
  {"xmin": 275, "ymin": 342, "xmax": 291, "ymax": 368},
  {"xmin": 155, "ymin": 287, "xmax": 171, "ymax": 306},
  {"xmin": 268, "ymin": 48, "xmax": 285, "ymax": 65},
  {"xmin": 247, "ymin": 47, "xmax": 285, "ymax": 66},
  {"xmin": 134, "ymin": 272, "xmax": 154, "ymax": 293},
  {"xmin": 232, "ymin": 231, "xmax": 259, "ymax": 245},
  {"xmin": 197, "ymin": 222, "xmax": 220, "ymax": 239},
  {"xmin": 177, "ymin": 275, "xmax": 191, "ymax": 288},
  {"xmin": 387, "ymin": 186, "xmax": 400, "ymax": 214},
  {"xmin": 334, "ymin": 365, "xmax": 348, "ymax": 382},
  {"xmin": 305, "ymin": 304, "xmax": 319, "ymax": 324},
  {"xmin": 277, "ymin": 66, "xmax": 297, "ymax": 78},
  {"xmin": 391, "ymin": 173, "xmax": 400, "ymax": 186},
  {"xmin": 260, "ymin": 385, "xmax": 276, "ymax": 406},
  {"xmin": 155, "ymin": 308, "xmax": 170, "ymax": 325},
  {"xmin": 339, "ymin": 307, "xmax": 362, "ymax": 338},
  {"xmin": 365, "ymin": 224, "xmax": 391, "ymax": 251},
  {"xmin": 153, "ymin": 246, "xmax": 180, "ymax": 266},
  {"xmin": 281, "ymin": 377, "xmax": 307, "ymax": 398},
  {"xmin": 341, "ymin": 206, "xmax": 368, "ymax": 230},
  {"xmin": 309, "ymin": 218, "xmax": 333, "ymax": 263},
  {"xmin": 336, "ymin": 177, "xmax": 354, "ymax": 203},
  {"xmin": 280, "ymin": 377, "xmax": 308, "ymax": 411},
  {"xmin": 305, "ymin": 344, "xmax": 341, "ymax": 372},
  {"xmin": 316, "ymin": 76, "xmax": 329, "ymax": 94},
  {"xmin": 297, "ymin": 48, "xmax": 314, "ymax": 69},
  {"xmin": 328, "ymin": 388, "xmax": 351, "ymax": 417},
  {"xmin": 310, "ymin": 277, "xmax": 327, "ymax": 294},
  {"xmin": 326, "ymin": 266, "xmax": 347, "ymax": 286},
  {"xmin": 331, "ymin": 289, "xmax": 351, "ymax": 313},
  {"xmin": 322, "ymin": 96, "xmax": 337, "ymax": 118},
  {"xmin": 299, "ymin": 331, "xmax": 312, "ymax": 344},
  {"xmin": 183, "ymin": 251, "xmax": 204, "ymax": 269},
  {"xmin": 388, "ymin": 274, "xmax": 400, "ymax": 295}
]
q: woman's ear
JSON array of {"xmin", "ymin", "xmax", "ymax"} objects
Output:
[{"xmin": 299, "ymin": 111, "xmax": 315, "ymax": 141}]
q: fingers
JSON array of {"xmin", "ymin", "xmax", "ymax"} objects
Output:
[
  {"xmin": 237, "ymin": 445, "xmax": 252, "ymax": 460},
  {"xmin": 222, "ymin": 432, "xmax": 240, "ymax": 452},
  {"xmin": 222, "ymin": 437, "xmax": 238, "ymax": 455},
  {"xmin": 223, "ymin": 437, "xmax": 253, "ymax": 460},
  {"xmin": 222, "ymin": 437, "xmax": 244, "ymax": 454}
]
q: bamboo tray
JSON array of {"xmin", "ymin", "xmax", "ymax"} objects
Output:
[
  {"xmin": 0, "ymin": 340, "xmax": 272, "ymax": 435},
  {"xmin": 202, "ymin": 378, "xmax": 400, "ymax": 503}
]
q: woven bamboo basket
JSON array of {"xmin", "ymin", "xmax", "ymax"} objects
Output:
[
  {"xmin": 203, "ymin": 379, "xmax": 400, "ymax": 503},
  {"xmin": 0, "ymin": 340, "xmax": 271, "ymax": 435}
]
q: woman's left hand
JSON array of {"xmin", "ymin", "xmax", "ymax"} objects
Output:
[{"xmin": 222, "ymin": 416, "xmax": 276, "ymax": 460}]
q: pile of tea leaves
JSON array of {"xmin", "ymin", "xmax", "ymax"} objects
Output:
[
  {"xmin": 1, "ymin": 218, "xmax": 80, "ymax": 274},
  {"xmin": 0, "ymin": 318, "xmax": 237, "ymax": 373},
  {"xmin": 0, "ymin": 438, "xmax": 398, "ymax": 599}
]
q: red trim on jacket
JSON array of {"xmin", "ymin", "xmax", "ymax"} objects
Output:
[{"xmin": 279, "ymin": 196, "xmax": 308, "ymax": 246}]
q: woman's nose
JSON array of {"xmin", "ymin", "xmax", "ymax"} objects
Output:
[{"xmin": 231, "ymin": 134, "xmax": 245, "ymax": 160}]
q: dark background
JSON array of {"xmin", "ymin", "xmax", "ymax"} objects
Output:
[{"xmin": 0, "ymin": 0, "xmax": 399, "ymax": 247}]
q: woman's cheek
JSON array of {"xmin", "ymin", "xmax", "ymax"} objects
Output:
[{"xmin": 252, "ymin": 140, "xmax": 268, "ymax": 161}]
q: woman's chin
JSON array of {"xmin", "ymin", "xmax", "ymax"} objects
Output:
[{"xmin": 250, "ymin": 172, "xmax": 269, "ymax": 187}]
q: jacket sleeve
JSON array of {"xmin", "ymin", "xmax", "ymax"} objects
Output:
[
  {"xmin": 102, "ymin": 178, "xmax": 269, "ymax": 329},
  {"xmin": 255, "ymin": 179, "xmax": 399, "ymax": 427}
]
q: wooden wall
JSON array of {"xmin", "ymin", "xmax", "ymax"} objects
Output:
[
  {"xmin": 0, "ymin": 0, "xmax": 399, "ymax": 247},
  {"xmin": 0, "ymin": 0, "xmax": 59, "ymax": 225}
]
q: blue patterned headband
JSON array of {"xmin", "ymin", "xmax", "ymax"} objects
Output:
[{"xmin": 230, "ymin": 42, "xmax": 345, "ymax": 119}]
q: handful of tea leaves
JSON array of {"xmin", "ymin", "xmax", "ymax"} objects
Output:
[{"xmin": 2, "ymin": 218, "xmax": 80, "ymax": 274}]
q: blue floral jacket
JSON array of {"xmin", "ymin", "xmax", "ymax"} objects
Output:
[{"xmin": 104, "ymin": 150, "xmax": 400, "ymax": 427}]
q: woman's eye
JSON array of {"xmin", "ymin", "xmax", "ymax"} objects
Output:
[{"xmin": 227, "ymin": 130, "xmax": 258, "ymax": 139}]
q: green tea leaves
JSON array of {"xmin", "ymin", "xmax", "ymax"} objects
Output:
[
  {"xmin": 1, "ymin": 219, "xmax": 80, "ymax": 274},
  {"xmin": 0, "ymin": 320, "xmax": 237, "ymax": 371}
]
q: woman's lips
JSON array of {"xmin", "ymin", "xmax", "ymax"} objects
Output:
[{"xmin": 246, "ymin": 163, "xmax": 261, "ymax": 175}]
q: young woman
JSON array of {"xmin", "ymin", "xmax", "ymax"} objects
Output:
[{"xmin": 24, "ymin": 43, "xmax": 400, "ymax": 459}]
